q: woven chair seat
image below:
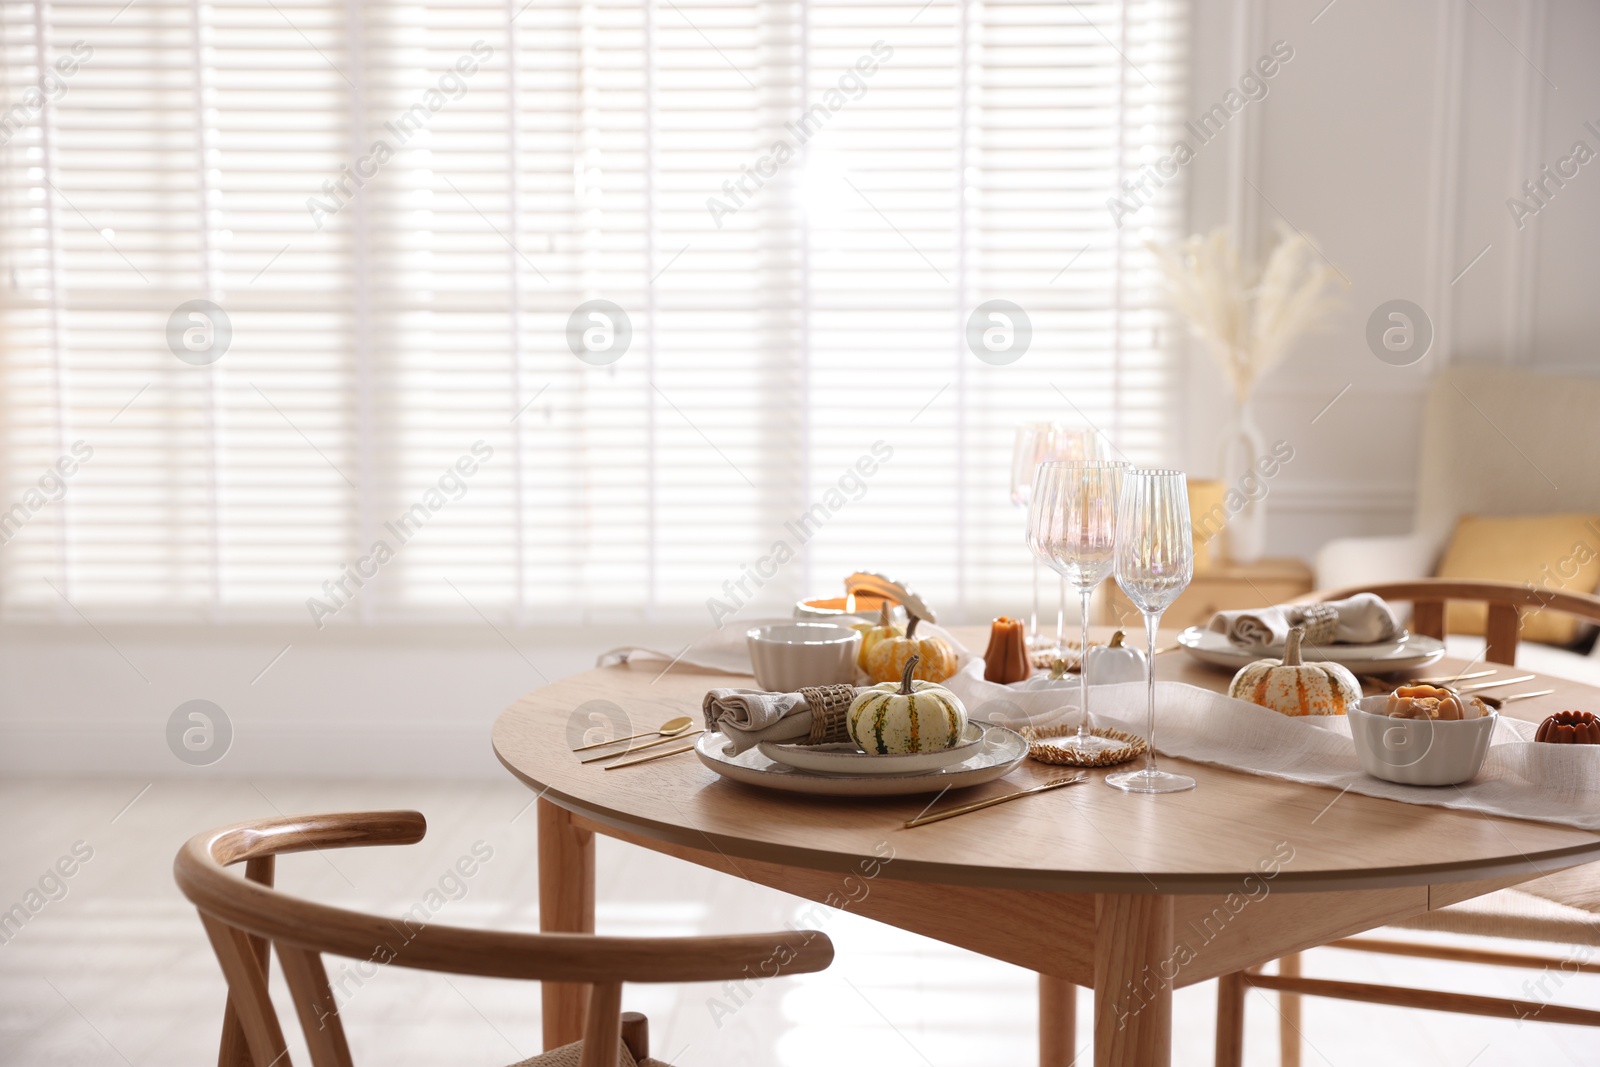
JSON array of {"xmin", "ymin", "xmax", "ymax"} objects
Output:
[
  {"xmin": 1390, "ymin": 880, "xmax": 1600, "ymax": 947},
  {"xmin": 507, "ymin": 1040, "xmax": 672, "ymax": 1067}
]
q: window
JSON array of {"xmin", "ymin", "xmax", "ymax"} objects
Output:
[{"xmin": 0, "ymin": 0, "xmax": 1187, "ymax": 628}]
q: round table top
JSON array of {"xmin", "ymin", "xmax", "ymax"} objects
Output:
[{"xmin": 492, "ymin": 627, "xmax": 1600, "ymax": 895}]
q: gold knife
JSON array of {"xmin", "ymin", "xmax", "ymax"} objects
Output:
[
  {"xmin": 903, "ymin": 774, "xmax": 1089, "ymax": 828},
  {"xmin": 604, "ymin": 742, "xmax": 699, "ymax": 769}
]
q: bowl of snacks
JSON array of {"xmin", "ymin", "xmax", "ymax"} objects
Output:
[{"xmin": 1348, "ymin": 684, "xmax": 1497, "ymax": 786}]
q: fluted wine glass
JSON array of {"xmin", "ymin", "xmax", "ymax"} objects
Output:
[
  {"xmin": 1011, "ymin": 423, "xmax": 1104, "ymax": 650},
  {"xmin": 1107, "ymin": 468, "xmax": 1195, "ymax": 794},
  {"xmin": 1028, "ymin": 460, "xmax": 1128, "ymax": 756}
]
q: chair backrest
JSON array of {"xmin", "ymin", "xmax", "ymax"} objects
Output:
[
  {"xmin": 1413, "ymin": 367, "xmax": 1600, "ymax": 553},
  {"xmin": 175, "ymin": 811, "xmax": 833, "ymax": 1067},
  {"xmin": 1317, "ymin": 579, "xmax": 1600, "ymax": 665}
]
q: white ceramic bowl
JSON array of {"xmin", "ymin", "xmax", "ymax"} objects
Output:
[
  {"xmin": 746, "ymin": 623, "xmax": 861, "ymax": 692},
  {"xmin": 1347, "ymin": 695, "xmax": 1497, "ymax": 787}
]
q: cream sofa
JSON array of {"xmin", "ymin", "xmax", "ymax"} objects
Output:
[{"xmin": 1315, "ymin": 365, "xmax": 1600, "ymax": 684}]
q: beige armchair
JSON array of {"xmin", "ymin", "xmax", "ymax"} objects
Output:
[
  {"xmin": 1316, "ymin": 365, "xmax": 1600, "ymax": 589},
  {"xmin": 1315, "ymin": 364, "xmax": 1600, "ymax": 678}
]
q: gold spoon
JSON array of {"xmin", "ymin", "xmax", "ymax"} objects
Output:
[
  {"xmin": 570, "ymin": 716, "xmax": 694, "ymax": 752},
  {"xmin": 579, "ymin": 729, "xmax": 705, "ymax": 765},
  {"xmin": 1479, "ymin": 690, "xmax": 1555, "ymax": 709}
]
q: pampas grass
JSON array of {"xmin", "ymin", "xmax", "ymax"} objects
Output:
[{"xmin": 1150, "ymin": 226, "xmax": 1345, "ymax": 405}]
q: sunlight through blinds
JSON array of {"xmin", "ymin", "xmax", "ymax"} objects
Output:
[{"xmin": 0, "ymin": 0, "xmax": 1188, "ymax": 628}]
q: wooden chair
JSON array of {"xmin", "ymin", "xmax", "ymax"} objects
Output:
[
  {"xmin": 175, "ymin": 810, "xmax": 834, "ymax": 1067},
  {"xmin": 1215, "ymin": 579, "xmax": 1600, "ymax": 1067}
]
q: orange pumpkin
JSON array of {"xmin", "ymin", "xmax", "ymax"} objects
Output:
[{"xmin": 865, "ymin": 614, "xmax": 958, "ymax": 684}]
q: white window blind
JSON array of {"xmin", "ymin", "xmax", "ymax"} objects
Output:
[{"xmin": 0, "ymin": 0, "xmax": 1188, "ymax": 628}]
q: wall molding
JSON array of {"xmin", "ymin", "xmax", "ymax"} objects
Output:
[
  {"xmin": 1270, "ymin": 482, "xmax": 1413, "ymax": 516},
  {"xmin": 1504, "ymin": 0, "xmax": 1550, "ymax": 365},
  {"xmin": 1427, "ymin": 0, "xmax": 1467, "ymax": 366}
]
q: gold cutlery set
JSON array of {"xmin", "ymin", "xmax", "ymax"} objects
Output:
[
  {"xmin": 571, "ymin": 715, "xmax": 701, "ymax": 769},
  {"xmin": 1357, "ymin": 668, "xmax": 1555, "ymax": 706}
]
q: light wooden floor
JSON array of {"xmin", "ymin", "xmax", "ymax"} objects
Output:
[{"xmin": 1, "ymin": 779, "xmax": 1596, "ymax": 1066}]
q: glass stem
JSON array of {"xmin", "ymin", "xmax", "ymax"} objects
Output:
[
  {"xmin": 1144, "ymin": 609, "xmax": 1163, "ymax": 775},
  {"xmin": 1056, "ymin": 577, "xmax": 1066, "ymax": 652},
  {"xmin": 1077, "ymin": 588, "xmax": 1093, "ymax": 740},
  {"xmin": 1030, "ymin": 557, "xmax": 1041, "ymax": 638}
]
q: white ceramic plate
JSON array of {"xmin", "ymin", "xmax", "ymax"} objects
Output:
[
  {"xmin": 697, "ymin": 722, "xmax": 1027, "ymax": 796},
  {"xmin": 758, "ymin": 723, "xmax": 984, "ymax": 776},
  {"xmin": 1177, "ymin": 627, "xmax": 1446, "ymax": 674}
]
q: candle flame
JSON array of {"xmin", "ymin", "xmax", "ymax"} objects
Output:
[{"xmin": 844, "ymin": 592, "xmax": 856, "ymax": 614}]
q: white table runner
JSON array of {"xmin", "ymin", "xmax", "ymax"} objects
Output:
[
  {"xmin": 600, "ymin": 634, "xmax": 1600, "ymax": 835},
  {"xmin": 1024, "ymin": 678, "xmax": 1600, "ymax": 836}
]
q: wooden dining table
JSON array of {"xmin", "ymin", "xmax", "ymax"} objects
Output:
[{"xmin": 491, "ymin": 626, "xmax": 1600, "ymax": 1067}]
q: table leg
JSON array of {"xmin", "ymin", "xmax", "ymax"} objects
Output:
[
  {"xmin": 538, "ymin": 798, "xmax": 595, "ymax": 1050},
  {"xmin": 1278, "ymin": 953, "xmax": 1302, "ymax": 1067},
  {"xmin": 1092, "ymin": 894, "xmax": 1174, "ymax": 1067},
  {"xmin": 1214, "ymin": 971, "xmax": 1246, "ymax": 1067},
  {"xmin": 1039, "ymin": 974, "xmax": 1077, "ymax": 1067}
]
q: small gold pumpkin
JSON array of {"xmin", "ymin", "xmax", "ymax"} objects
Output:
[
  {"xmin": 864, "ymin": 613, "xmax": 958, "ymax": 684},
  {"xmin": 1228, "ymin": 626, "xmax": 1360, "ymax": 717},
  {"xmin": 850, "ymin": 600, "xmax": 905, "ymax": 670}
]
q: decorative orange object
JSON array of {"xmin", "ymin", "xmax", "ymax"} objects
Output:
[
  {"xmin": 1535, "ymin": 710, "xmax": 1600, "ymax": 744},
  {"xmin": 983, "ymin": 616, "xmax": 1031, "ymax": 684}
]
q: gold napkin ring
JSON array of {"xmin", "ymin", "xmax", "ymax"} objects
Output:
[{"xmin": 799, "ymin": 683, "xmax": 857, "ymax": 745}]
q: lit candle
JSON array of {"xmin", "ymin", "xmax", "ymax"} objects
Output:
[{"xmin": 794, "ymin": 593, "xmax": 889, "ymax": 620}]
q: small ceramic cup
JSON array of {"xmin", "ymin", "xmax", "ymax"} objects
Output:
[
  {"xmin": 746, "ymin": 623, "xmax": 861, "ymax": 692},
  {"xmin": 1348, "ymin": 695, "xmax": 1497, "ymax": 786}
]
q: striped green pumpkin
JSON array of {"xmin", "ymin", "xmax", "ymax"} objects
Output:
[{"xmin": 847, "ymin": 654, "xmax": 968, "ymax": 755}]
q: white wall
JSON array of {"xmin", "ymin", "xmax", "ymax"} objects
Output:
[
  {"xmin": 7, "ymin": 0, "xmax": 1599, "ymax": 778},
  {"xmin": 1181, "ymin": 0, "xmax": 1600, "ymax": 561}
]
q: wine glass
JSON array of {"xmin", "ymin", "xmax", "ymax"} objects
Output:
[
  {"xmin": 1028, "ymin": 460, "xmax": 1128, "ymax": 756},
  {"xmin": 1011, "ymin": 423, "xmax": 1104, "ymax": 649},
  {"xmin": 1106, "ymin": 468, "xmax": 1195, "ymax": 794}
]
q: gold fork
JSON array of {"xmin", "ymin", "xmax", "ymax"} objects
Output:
[{"xmin": 904, "ymin": 774, "xmax": 1089, "ymax": 828}]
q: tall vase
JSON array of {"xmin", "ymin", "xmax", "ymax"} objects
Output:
[{"xmin": 1216, "ymin": 397, "xmax": 1268, "ymax": 564}]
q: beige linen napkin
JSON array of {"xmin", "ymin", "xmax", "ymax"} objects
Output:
[
  {"xmin": 702, "ymin": 688, "xmax": 814, "ymax": 752},
  {"xmin": 1208, "ymin": 592, "xmax": 1400, "ymax": 648}
]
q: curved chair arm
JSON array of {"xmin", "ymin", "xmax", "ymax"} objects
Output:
[
  {"xmin": 175, "ymin": 812, "xmax": 835, "ymax": 985},
  {"xmin": 1314, "ymin": 578, "xmax": 1600, "ymax": 666}
]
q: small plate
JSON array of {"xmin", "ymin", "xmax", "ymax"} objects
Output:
[
  {"xmin": 759, "ymin": 723, "xmax": 984, "ymax": 776},
  {"xmin": 1177, "ymin": 627, "xmax": 1446, "ymax": 674},
  {"xmin": 696, "ymin": 723, "xmax": 1028, "ymax": 796}
]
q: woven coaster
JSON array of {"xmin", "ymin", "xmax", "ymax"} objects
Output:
[
  {"xmin": 1289, "ymin": 604, "xmax": 1340, "ymax": 646},
  {"xmin": 1021, "ymin": 724, "xmax": 1147, "ymax": 767},
  {"xmin": 799, "ymin": 683, "xmax": 857, "ymax": 745}
]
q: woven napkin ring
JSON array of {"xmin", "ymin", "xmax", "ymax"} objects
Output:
[
  {"xmin": 1290, "ymin": 603, "xmax": 1340, "ymax": 646},
  {"xmin": 799, "ymin": 683, "xmax": 857, "ymax": 745}
]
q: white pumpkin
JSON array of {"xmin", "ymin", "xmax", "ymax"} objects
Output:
[
  {"xmin": 1228, "ymin": 626, "xmax": 1360, "ymax": 717},
  {"xmin": 847, "ymin": 654, "xmax": 968, "ymax": 754},
  {"xmin": 1019, "ymin": 657, "xmax": 1075, "ymax": 690},
  {"xmin": 1082, "ymin": 630, "xmax": 1147, "ymax": 686}
]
